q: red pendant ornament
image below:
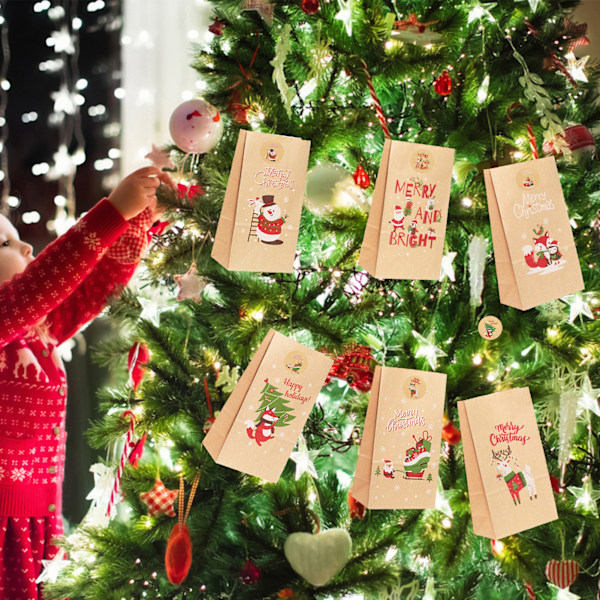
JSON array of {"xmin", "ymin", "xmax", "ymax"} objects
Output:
[
  {"xmin": 545, "ymin": 559, "xmax": 580, "ymax": 589},
  {"xmin": 240, "ymin": 558, "xmax": 262, "ymax": 584},
  {"xmin": 128, "ymin": 342, "xmax": 150, "ymax": 391},
  {"xmin": 352, "ymin": 164, "xmax": 370, "ymax": 189},
  {"xmin": 348, "ymin": 491, "xmax": 366, "ymax": 520},
  {"xmin": 441, "ymin": 415, "xmax": 461, "ymax": 445},
  {"xmin": 227, "ymin": 90, "xmax": 251, "ymax": 125},
  {"xmin": 301, "ymin": 0, "xmax": 319, "ymax": 14},
  {"xmin": 549, "ymin": 474, "xmax": 565, "ymax": 494},
  {"xmin": 165, "ymin": 471, "xmax": 201, "ymax": 585},
  {"xmin": 433, "ymin": 71, "xmax": 452, "ymax": 96},
  {"xmin": 325, "ymin": 345, "xmax": 377, "ymax": 392}
]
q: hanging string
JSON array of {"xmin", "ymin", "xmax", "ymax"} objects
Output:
[
  {"xmin": 360, "ymin": 59, "xmax": 391, "ymax": 139},
  {"xmin": 178, "ymin": 470, "xmax": 202, "ymax": 532}
]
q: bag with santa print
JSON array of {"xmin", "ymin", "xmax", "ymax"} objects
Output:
[
  {"xmin": 211, "ymin": 130, "xmax": 311, "ymax": 273},
  {"xmin": 457, "ymin": 387, "xmax": 558, "ymax": 539},
  {"xmin": 202, "ymin": 329, "xmax": 333, "ymax": 482},
  {"xmin": 350, "ymin": 366, "xmax": 446, "ymax": 509},
  {"xmin": 358, "ymin": 139, "xmax": 454, "ymax": 280},
  {"xmin": 484, "ymin": 157, "xmax": 584, "ymax": 310}
]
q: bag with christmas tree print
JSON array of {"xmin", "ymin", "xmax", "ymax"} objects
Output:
[
  {"xmin": 358, "ymin": 139, "xmax": 454, "ymax": 280},
  {"xmin": 351, "ymin": 366, "xmax": 446, "ymax": 509},
  {"xmin": 484, "ymin": 157, "xmax": 584, "ymax": 310},
  {"xmin": 211, "ymin": 130, "xmax": 311, "ymax": 273},
  {"xmin": 457, "ymin": 387, "xmax": 558, "ymax": 539},
  {"xmin": 203, "ymin": 329, "xmax": 333, "ymax": 482}
]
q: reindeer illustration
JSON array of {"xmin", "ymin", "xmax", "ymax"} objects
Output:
[{"xmin": 492, "ymin": 456, "xmax": 537, "ymax": 505}]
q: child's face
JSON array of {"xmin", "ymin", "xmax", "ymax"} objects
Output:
[{"xmin": 0, "ymin": 215, "xmax": 33, "ymax": 284}]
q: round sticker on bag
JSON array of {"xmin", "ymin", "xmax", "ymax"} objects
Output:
[
  {"xmin": 411, "ymin": 149, "xmax": 433, "ymax": 172},
  {"xmin": 478, "ymin": 316, "xmax": 503, "ymax": 340},
  {"xmin": 403, "ymin": 375, "xmax": 426, "ymax": 399},
  {"xmin": 261, "ymin": 140, "xmax": 284, "ymax": 163},
  {"xmin": 285, "ymin": 351, "xmax": 306, "ymax": 374}
]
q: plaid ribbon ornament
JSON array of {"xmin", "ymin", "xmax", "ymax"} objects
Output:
[{"xmin": 140, "ymin": 478, "xmax": 179, "ymax": 517}]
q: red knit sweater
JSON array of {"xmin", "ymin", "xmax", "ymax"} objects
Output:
[{"xmin": 0, "ymin": 199, "xmax": 151, "ymax": 517}]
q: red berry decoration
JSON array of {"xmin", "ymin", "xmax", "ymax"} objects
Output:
[
  {"xmin": 301, "ymin": 0, "xmax": 319, "ymax": 14},
  {"xmin": 441, "ymin": 415, "xmax": 461, "ymax": 445},
  {"xmin": 433, "ymin": 71, "xmax": 452, "ymax": 96},
  {"xmin": 240, "ymin": 558, "xmax": 262, "ymax": 584},
  {"xmin": 348, "ymin": 491, "xmax": 366, "ymax": 520},
  {"xmin": 352, "ymin": 164, "xmax": 370, "ymax": 189}
]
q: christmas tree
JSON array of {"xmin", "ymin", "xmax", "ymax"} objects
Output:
[
  {"xmin": 255, "ymin": 379, "xmax": 297, "ymax": 427},
  {"xmin": 45, "ymin": 1, "xmax": 600, "ymax": 599}
]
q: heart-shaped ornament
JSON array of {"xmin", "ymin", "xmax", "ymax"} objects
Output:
[
  {"xmin": 545, "ymin": 559, "xmax": 579, "ymax": 589},
  {"xmin": 284, "ymin": 528, "xmax": 352, "ymax": 587}
]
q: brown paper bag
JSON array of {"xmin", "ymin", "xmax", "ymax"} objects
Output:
[
  {"xmin": 202, "ymin": 329, "xmax": 333, "ymax": 482},
  {"xmin": 484, "ymin": 157, "xmax": 584, "ymax": 310},
  {"xmin": 211, "ymin": 130, "xmax": 311, "ymax": 273},
  {"xmin": 358, "ymin": 140, "xmax": 454, "ymax": 280},
  {"xmin": 351, "ymin": 366, "xmax": 447, "ymax": 509},
  {"xmin": 457, "ymin": 387, "xmax": 557, "ymax": 539}
]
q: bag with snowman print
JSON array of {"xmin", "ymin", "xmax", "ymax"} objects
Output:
[
  {"xmin": 211, "ymin": 130, "xmax": 311, "ymax": 273},
  {"xmin": 484, "ymin": 157, "xmax": 584, "ymax": 310}
]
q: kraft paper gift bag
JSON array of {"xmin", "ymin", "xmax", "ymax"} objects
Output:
[
  {"xmin": 457, "ymin": 387, "xmax": 557, "ymax": 539},
  {"xmin": 202, "ymin": 329, "xmax": 333, "ymax": 482},
  {"xmin": 211, "ymin": 130, "xmax": 311, "ymax": 273},
  {"xmin": 358, "ymin": 139, "xmax": 455, "ymax": 280},
  {"xmin": 351, "ymin": 366, "xmax": 447, "ymax": 509},
  {"xmin": 484, "ymin": 157, "xmax": 584, "ymax": 310}
]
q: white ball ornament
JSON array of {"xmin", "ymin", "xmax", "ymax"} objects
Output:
[{"xmin": 169, "ymin": 99, "xmax": 223, "ymax": 154}]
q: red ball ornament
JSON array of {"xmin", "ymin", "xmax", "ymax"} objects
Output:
[
  {"xmin": 441, "ymin": 415, "xmax": 461, "ymax": 445},
  {"xmin": 433, "ymin": 71, "xmax": 452, "ymax": 96},
  {"xmin": 165, "ymin": 524, "xmax": 192, "ymax": 584},
  {"xmin": 301, "ymin": 0, "xmax": 319, "ymax": 14},
  {"xmin": 240, "ymin": 558, "xmax": 262, "ymax": 585},
  {"xmin": 352, "ymin": 164, "xmax": 370, "ymax": 189},
  {"xmin": 128, "ymin": 342, "xmax": 150, "ymax": 391},
  {"xmin": 348, "ymin": 491, "xmax": 366, "ymax": 520}
]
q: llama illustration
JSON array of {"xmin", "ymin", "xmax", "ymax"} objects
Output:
[{"xmin": 492, "ymin": 456, "xmax": 537, "ymax": 505}]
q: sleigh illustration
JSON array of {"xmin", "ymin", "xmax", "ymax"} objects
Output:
[{"xmin": 403, "ymin": 431, "xmax": 432, "ymax": 479}]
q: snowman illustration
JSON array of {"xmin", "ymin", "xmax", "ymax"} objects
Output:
[
  {"xmin": 254, "ymin": 195, "xmax": 286, "ymax": 245},
  {"xmin": 390, "ymin": 205, "xmax": 405, "ymax": 231}
]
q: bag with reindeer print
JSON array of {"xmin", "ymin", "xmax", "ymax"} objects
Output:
[
  {"xmin": 202, "ymin": 329, "xmax": 333, "ymax": 482},
  {"xmin": 484, "ymin": 157, "xmax": 584, "ymax": 310},
  {"xmin": 211, "ymin": 130, "xmax": 311, "ymax": 273},
  {"xmin": 457, "ymin": 387, "xmax": 557, "ymax": 539}
]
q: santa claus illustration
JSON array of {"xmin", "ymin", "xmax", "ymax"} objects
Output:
[
  {"xmin": 390, "ymin": 205, "xmax": 405, "ymax": 231},
  {"xmin": 383, "ymin": 460, "xmax": 395, "ymax": 479},
  {"xmin": 247, "ymin": 408, "xmax": 279, "ymax": 446},
  {"xmin": 255, "ymin": 195, "xmax": 286, "ymax": 245}
]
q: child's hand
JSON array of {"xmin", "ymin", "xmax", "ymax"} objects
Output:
[{"xmin": 108, "ymin": 167, "xmax": 165, "ymax": 220}]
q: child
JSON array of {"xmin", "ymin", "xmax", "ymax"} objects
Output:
[{"xmin": 0, "ymin": 166, "xmax": 171, "ymax": 600}]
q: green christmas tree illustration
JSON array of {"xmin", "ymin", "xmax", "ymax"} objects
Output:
[
  {"xmin": 375, "ymin": 466, "xmax": 381, "ymax": 477},
  {"xmin": 255, "ymin": 378, "xmax": 296, "ymax": 428}
]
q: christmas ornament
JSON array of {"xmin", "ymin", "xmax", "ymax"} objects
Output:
[
  {"xmin": 83, "ymin": 463, "xmax": 114, "ymax": 528},
  {"xmin": 335, "ymin": 0, "xmax": 355, "ymax": 36},
  {"xmin": 565, "ymin": 51, "xmax": 589, "ymax": 83},
  {"xmin": 558, "ymin": 389, "xmax": 578, "ymax": 473},
  {"xmin": 128, "ymin": 341, "xmax": 150, "ymax": 391},
  {"xmin": 325, "ymin": 345, "xmax": 376, "ymax": 392},
  {"xmin": 277, "ymin": 590, "xmax": 300, "ymax": 600},
  {"xmin": 289, "ymin": 434, "xmax": 320, "ymax": 480},
  {"xmin": 348, "ymin": 491, "xmax": 366, "ymax": 519},
  {"xmin": 568, "ymin": 478, "xmax": 600, "ymax": 517},
  {"xmin": 169, "ymin": 99, "xmax": 223, "ymax": 154},
  {"xmin": 361, "ymin": 59, "xmax": 391, "ymax": 139},
  {"xmin": 226, "ymin": 89, "xmax": 251, "ymax": 125},
  {"xmin": 107, "ymin": 410, "xmax": 137, "ymax": 518},
  {"xmin": 578, "ymin": 375, "xmax": 600, "ymax": 416},
  {"xmin": 140, "ymin": 478, "xmax": 179, "ymax": 517},
  {"xmin": 208, "ymin": 18, "xmax": 226, "ymax": 35},
  {"xmin": 36, "ymin": 550, "xmax": 71, "ymax": 585},
  {"xmin": 148, "ymin": 219, "xmax": 170, "ymax": 241},
  {"xmin": 413, "ymin": 329, "xmax": 446, "ymax": 370},
  {"xmin": 542, "ymin": 124, "xmax": 597, "ymax": 162},
  {"xmin": 145, "ymin": 143, "xmax": 175, "ymax": 170},
  {"xmin": 240, "ymin": 558, "xmax": 262, "ymax": 584},
  {"xmin": 563, "ymin": 17, "xmax": 590, "ymax": 51},
  {"xmin": 202, "ymin": 377, "xmax": 218, "ymax": 434},
  {"xmin": 563, "ymin": 292, "xmax": 595, "ymax": 323},
  {"xmin": 301, "ymin": 0, "xmax": 319, "ymax": 14},
  {"xmin": 439, "ymin": 251, "xmax": 457, "ymax": 282},
  {"xmin": 441, "ymin": 415, "xmax": 461, "ymax": 445},
  {"xmin": 478, "ymin": 316, "xmax": 503, "ymax": 341},
  {"xmin": 433, "ymin": 71, "xmax": 452, "ymax": 96},
  {"xmin": 352, "ymin": 164, "xmax": 370, "ymax": 189},
  {"xmin": 304, "ymin": 161, "xmax": 352, "ymax": 216},
  {"xmin": 545, "ymin": 560, "xmax": 579, "ymax": 589},
  {"xmin": 270, "ymin": 23, "xmax": 295, "ymax": 117},
  {"xmin": 243, "ymin": 0, "xmax": 274, "ymax": 24},
  {"xmin": 525, "ymin": 580, "xmax": 536, "ymax": 600},
  {"xmin": 165, "ymin": 471, "xmax": 201, "ymax": 584},
  {"xmin": 177, "ymin": 182, "xmax": 204, "ymax": 203},
  {"xmin": 390, "ymin": 13, "xmax": 442, "ymax": 46},
  {"xmin": 128, "ymin": 432, "xmax": 147, "ymax": 468},
  {"xmin": 215, "ymin": 365, "xmax": 240, "ymax": 394},
  {"xmin": 174, "ymin": 263, "xmax": 208, "ymax": 303},
  {"xmin": 550, "ymin": 474, "xmax": 565, "ymax": 494},
  {"xmin": 284, "ymin": 528, "xmax": 352, "ymax": 587},
  {"xmin": 468, "ymin": 235, "xmax": 488, "ymax": 306}
]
